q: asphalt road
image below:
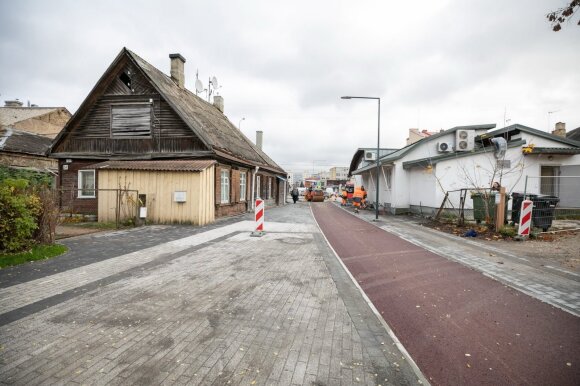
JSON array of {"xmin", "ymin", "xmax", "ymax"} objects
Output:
[{"xmin": 312, "ymin": 202, "xmax": 580, "ymax": 386}]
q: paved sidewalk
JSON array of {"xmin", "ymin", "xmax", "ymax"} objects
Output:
[
  {"xmin": 0, "ymin": 202, "xmax": 423, "ymax": 385},
  {"xmin": 343, "ymin": 205, "xmax": 580, "ymax": 316}
]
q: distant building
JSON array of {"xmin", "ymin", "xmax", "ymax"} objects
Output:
[
  {"xmin": 406, "ymin": 128, "xmax": 440, "ymax": 145},
  {"xmin": 329, "ymin": 166, "xmax": 348, "ymax": 180},
  {"xmin": 0, "ymin": 100, "xmax": 71, "ymax": 173},
  {"xmin": 0, "ymin": 100, "xmax": 71, "ymax": 139}
]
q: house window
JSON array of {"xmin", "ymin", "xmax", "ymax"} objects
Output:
[
  {"xmin": 268, "ymin": 177, "xmax": 272, "ymax": 199},
  {"xmin": 221, "ymin": 170, "xmax": 230, "ymax": 204},
  {"xmin": 78, "ymin": 170, "xmax": 96, "ymax": 198},
  {"xmin": 111, "ymin": 105, "xmax": 151, "ymax": 137},
  {"xmin": 240, "ymin": 172, "xmax": 247, "ymax": 201}
]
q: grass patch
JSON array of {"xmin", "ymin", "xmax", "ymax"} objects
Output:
[
  {"xmin": 0, "ymin": 244, "xmax": 68, "ymax": 268},
  {"xmin": 73, "ymin": 222, "xmax": 118, "ymax": 229}
]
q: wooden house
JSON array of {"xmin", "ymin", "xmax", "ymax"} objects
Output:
[{"xmin": 49, "ymin": 48, "xmax": 286, "ymax": 225}]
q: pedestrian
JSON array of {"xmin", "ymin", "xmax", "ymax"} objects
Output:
[
  {"xmin": 291, "ymin": 187, "xmax": 299, "ymax": 204},
  {"xmin": 341, "ymin": 188, "xmax": 348, "ymax": 206}
]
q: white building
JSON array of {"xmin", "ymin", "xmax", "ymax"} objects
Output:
[{"xmin": 349, "ymin": 123, "xmax": 580, "ymax": 216}]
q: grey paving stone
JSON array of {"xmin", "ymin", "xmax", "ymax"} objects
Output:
[{"xmin": 0, "ymin": 203, "xmax": 422, "ymax": 385}]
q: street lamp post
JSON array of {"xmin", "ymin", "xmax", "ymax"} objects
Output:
[
  {"xmin": 239, "ymin": 117, "xmax": 245, "ymax": 130},
  {"xmin": 341, "ymin": 96, "xmax": 381, "ymax": 221}
]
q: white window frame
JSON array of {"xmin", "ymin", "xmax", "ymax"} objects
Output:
[
  {"xmin": 268, "ymin": 177, "xmax": 272, "ymax": 199},
  {"xmin": 240, "ymin": 172, "xmax": 247, "ymax": 201},
  {"xmin": 78, "ymin": 170, "xmax": 96, "ymax": 198},
  {"xmin": 221, "ymin": 169, "xmax": 230, "ymax": 204}
]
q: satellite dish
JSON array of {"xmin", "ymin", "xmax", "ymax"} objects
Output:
[
  {"xmin": 195, "ymin": 79, "xmax": 204, "ymax": 93},
  {"xmin": 211, "ymin": 76, "xmax": 218, "ymax": 89}
]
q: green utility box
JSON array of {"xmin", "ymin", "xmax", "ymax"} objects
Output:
[{"xmin": 471, "ymin": 192, "xmax": 509, "ymax": 224}]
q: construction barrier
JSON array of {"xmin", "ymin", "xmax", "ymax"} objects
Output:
[
  {"xmin": 251, "ymin": 198, "xmax": 264, "ymax": 236},
  {"xmin": 517, "ymin": 199, "xmax": 533, "ymax": 237}
]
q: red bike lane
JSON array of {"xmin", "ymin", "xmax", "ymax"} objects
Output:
[{"xmin": 312, "ymin": 203, "xmax": 580, "ymax": 386}]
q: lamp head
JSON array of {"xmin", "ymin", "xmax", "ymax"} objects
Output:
[{"xmin": 341, "ymin": 96, "xmax": 352, "ymax": 99}]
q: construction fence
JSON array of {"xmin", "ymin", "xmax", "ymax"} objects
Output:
[
  {"xmin": 430, "ymin": 175, "xmax": 580, "ymax": 232},
  {"xmin": 57, "ymin": 188, "xmax": 140, "ymax": 228}
]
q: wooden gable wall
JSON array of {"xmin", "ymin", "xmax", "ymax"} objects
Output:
[{"xmin": 53, "ymin": 56, "xmax": 207, "ymax": 157}]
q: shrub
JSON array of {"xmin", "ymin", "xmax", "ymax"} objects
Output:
[
  {"xmin": 0, "ymin": 179, "xmax": 42, "ymax": 252},
  {"xmin": 498, "ymin": 225, "xmax": 517, "ymax": 238}
]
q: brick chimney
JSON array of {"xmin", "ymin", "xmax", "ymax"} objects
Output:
[
  {"xmin": 256, "ymin": 130, "xmax": 263, "ymax": 150},
  {"xmin": 4, "ymin": 99, "xmax": 23, "ymax": 107},
  {"xmin": 552, "ymin": 122, "xmax": 566, "ymax": 137},
  {"xmin": 169, "ymin": 54, "xmax": 186, "ymax": 88},
  {"xmin": 213, "ymin": 95, "xmax": 224, "ymax": 113}
]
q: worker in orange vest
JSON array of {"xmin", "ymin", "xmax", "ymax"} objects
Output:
[
  {"xmin": 340, "ymin": 188, "xmax": 348, "ymax": 206},
  {"xmin": 360, "ymin": 186, "xmax": 368, "ymax": 209},
  {"xmin": 353, "ymin": 186, "xmax": 365, "ymax": 213}
]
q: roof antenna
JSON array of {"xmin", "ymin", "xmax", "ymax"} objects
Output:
[
  {"xmin": 208, "ymin": 76, "xmax": 221, "ymax": 102},
  {"xmin": 195, "ymin": 69, "xmax": 205, "ymax": 96}
]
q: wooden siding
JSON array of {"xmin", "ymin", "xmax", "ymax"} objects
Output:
[
  {"xmin": 53, "ymin": 59, "xmax": 207, "ymax": 155},
  {"xmin": 97, "ymin": 167, "xmax": 214, "ymax": 225}
]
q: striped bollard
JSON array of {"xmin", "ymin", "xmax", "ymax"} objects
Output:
[
  {"xmin": 251, "ymin": 198, "xmax": 265, "ymax": 237},
  {"xmin": 517, "ymin": 199, "xmax": 533, "ymax": 238}
]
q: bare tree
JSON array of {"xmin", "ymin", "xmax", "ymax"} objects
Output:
[{"xmin": 547, "ymin": 1, "xmax": 580, "ymax": 31}]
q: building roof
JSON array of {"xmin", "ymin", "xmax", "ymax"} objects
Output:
[
  {"xmin": 524, "ymin": 147, "xmax": 580, "ymax": 155},
  {"xmin": 0, "ymin": 107, "xmax": 69, "ymax": 127},
  {"xmin": 348, "ymin": 148, "xmax": 398, "ymax": 176},
  {"xmin": 402, "ymin": 139, "xmax": 527, "ymax": 169},
  {"xmin": 567, "ymin": 127, "xmax": 580, "ymax": 142},
  {"xmin": 51, "ymin": 48, "xmax": 284, "ymax": 175},
  {"xmin": 479, "ymin": 123, "xmax": 580, "ymax": 147},
  {"xmin": 352, "ymin": 124, "xmax": 497, "ymax": 175},
  {"xmin": 88, "ymin": 159, "xmax": 217, "ymax": 172},
  {"xmin": 0, "ymin": 127, "xmax": 52, "ymax": 156},
  {"xmin": 351, "ymin": 123, "xmax": 580, "ymax": 174}
]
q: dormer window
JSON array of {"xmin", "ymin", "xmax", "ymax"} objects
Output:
[{"xmin": 111, "ymin": 104, "xmax": 151, "ymax": 137}]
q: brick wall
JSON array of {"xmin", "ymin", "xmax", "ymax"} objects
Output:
[{"xmin": 58, "ymin": 159, "xmax": 100, "ymax": 215}]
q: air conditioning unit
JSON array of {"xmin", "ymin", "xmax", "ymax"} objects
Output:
[
  {"xmin": 437, "ymin": 142, "xmax": 452, "ymax": 152},
  {"xmin": 364, "ymin": 151, "xmax": 377, "ymax": 161},
  {"xmin": 455, "ymin": 129, "xmax": 475, "ymax": 151}
]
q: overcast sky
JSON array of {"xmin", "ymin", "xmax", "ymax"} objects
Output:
[{"xmin": 1, "ymin": 0, "xmax": 578, "ymax": 174}]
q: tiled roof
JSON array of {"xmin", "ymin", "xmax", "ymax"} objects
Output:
[
  {"xmin": 88, "ymin": 159, "xmax": 216, "ymax": 172},
  {"xmin": 0, "ymin": 127, "xmax": 52, "ymax": 156},
  {"xmin": 0, "ymin": 107, "xmax": 66, "ymax": 127}
]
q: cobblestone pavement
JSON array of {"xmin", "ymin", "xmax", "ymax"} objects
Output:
[
  {"xmin": 0, "ymin": 202, "xmax": 423, "ymax": 385},
  {"xmin": 344, "ymin": 205, "xmax": 580, "ymax": 317}
]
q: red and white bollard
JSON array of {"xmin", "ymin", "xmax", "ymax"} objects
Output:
[
  {"xmin": 517, "ymin": 199, "xmax": 533, "ymax": 238},
  {"xmin": 251, "ymin": 198, "xmax": 265, "ymax": 237}
]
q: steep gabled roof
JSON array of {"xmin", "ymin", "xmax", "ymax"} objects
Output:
[
  {"xmin": 0, "ymin": 127, "xmax": 52, "ymax": 156},
  {"xmin": 51, "ymin": 48, "xmax": 284, "ymax": 175}
]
